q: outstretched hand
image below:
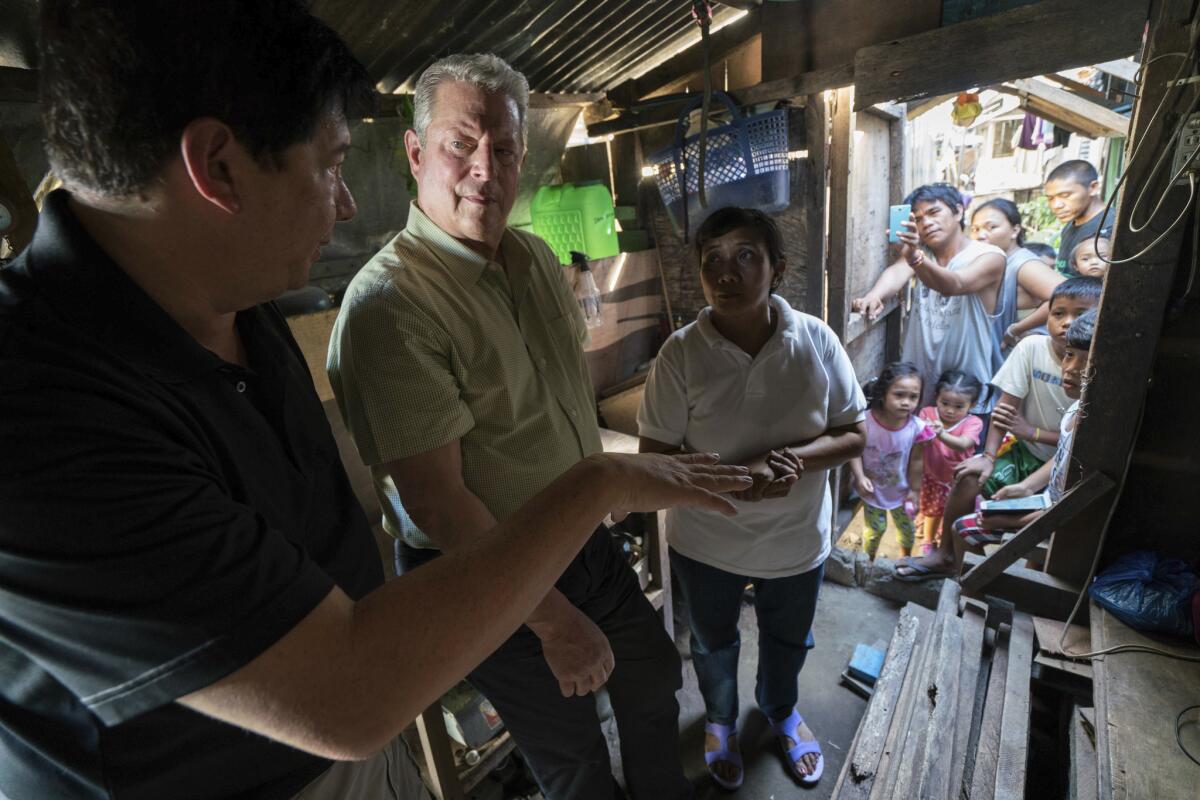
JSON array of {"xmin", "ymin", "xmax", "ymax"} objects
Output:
[
  {"xmin": 851, "ymin": 294, "xmax": 885, "ymax": 321},
  {"xmin": 601, "ymin": 452, "xmax": 752, "ymax": 521}
]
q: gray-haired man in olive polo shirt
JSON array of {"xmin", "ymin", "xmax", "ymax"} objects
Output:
[{"xmin": 328, "ymin": 54, "xmax": 694, "ymax": 799}]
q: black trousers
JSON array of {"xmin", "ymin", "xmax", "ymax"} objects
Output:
[{"xmin": 396, "ymin": 529, "xmax": 692, "ymax": 800}]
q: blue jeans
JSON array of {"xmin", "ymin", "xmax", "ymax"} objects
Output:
[{"xmin": 670, "ymin": 549, "xmax": 822, "ymax": 726}]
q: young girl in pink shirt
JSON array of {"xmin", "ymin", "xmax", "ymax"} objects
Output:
[
  {"xmin": 850, "ymin": 363, "xmax": 938, "ymax": 560},
  {"xmin": 916, "ymin": 371, "xmax": 985, "ymax": 554}
]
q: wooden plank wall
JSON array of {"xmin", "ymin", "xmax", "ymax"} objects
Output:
[
  {"xmin": 569, "ymin": 251, "xmax": 666, "ymax": 395},
  {"xmin": 760, "ymin": 0, "xmax": 942, "ymax": 82},
  {"xmin": 843, "ymin": 108, "xmax": 894, "ymax": 379}
]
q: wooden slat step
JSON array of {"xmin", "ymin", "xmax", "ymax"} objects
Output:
[
  {"xmin": 835, "ymin": 586, "xmax": 1038, "ymax": 800},
  {"xmin": 1069, "ymin": 706, "xmax": 1098, "ymax": 800}
]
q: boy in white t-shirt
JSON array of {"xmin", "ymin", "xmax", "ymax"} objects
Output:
[
  {"xmin": 638, "ymin": 208, "xmax": 866, "ymax": 790},
  {"xmin": 954, "ymin": 308, "xmax": 1096, "ymax": 544},
  {"xmin": 896, "ymin": 277, "xmax": 1101, "ymax": 580}
]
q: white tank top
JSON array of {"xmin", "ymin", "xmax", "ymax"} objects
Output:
[{"xmin": 903, "ymin": 239, "xmax": 1006, "ymax": 413}]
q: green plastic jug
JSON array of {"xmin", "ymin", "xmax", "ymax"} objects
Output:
[{"xmin": 530, "ymin": 181, "xmax": 619, "ymax": 265}]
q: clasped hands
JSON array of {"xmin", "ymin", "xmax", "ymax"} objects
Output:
[{"xmin": 733, "ymin": 448, "xmax": 805, "ymax": 502}]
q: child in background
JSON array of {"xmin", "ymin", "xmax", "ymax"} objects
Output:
[
  {"xmin": 1071, "ymin": 236, "xmax": 1111, "ymax": 279},
  {"xmin": 1025, "ymin": 241, "xmax": 1057, "ymax": 268},
  {"xmin": 916, "ymin": 371, "xmax": 984, "ymax": 555},
  {"xmin": 954, "ymin": 308, "xmax": 1097, "ymax": 545},
  {"xmin": 894, "ymin": 277, "xmax": 1101, "ymax": 581},
  {"xmin": 850, "ymin": 363, "xmax": 937, "ymax": 560}
]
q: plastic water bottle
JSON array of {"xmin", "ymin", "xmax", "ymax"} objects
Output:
[{"xmin": 571, "ymin": 251, "xmax": 604, "ymax": 328}]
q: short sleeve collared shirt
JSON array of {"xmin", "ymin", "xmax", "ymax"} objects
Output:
[
  {"xmin": 328, "ymin": 203, "xmax": 602, "ymax": 546},
  {"xmin": 637, "ymin": 296, "xmax": 867, "ymax": 578}
]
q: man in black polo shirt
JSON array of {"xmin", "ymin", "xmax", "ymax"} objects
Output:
[{"xmin": 0, "ymin": 3, "xmax": 750, "ymax": 798}]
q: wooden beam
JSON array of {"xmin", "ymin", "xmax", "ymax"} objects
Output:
[
  {"xmin": 0, "ymin": 66, "xmax": 37, "ymax": 103},
  {"xmin": 949, "ymin": 603, "xmax": 987, "ymax": 797},
  {"xmin": 760, "ymin": 0, "xmax": 941, "ymax": 83},
  {"xmin": 628, "ymin": 7, "xmax": 762, "ymax": 100},
  {"xmin": 1046, "ymin": 0, "xmax": 1194, "ymax": 587},
  {"xmin": 837, "ymin": 605, "xmax": 926, "ymax": 796},
  {"xmin": 415, "ymin": 705, "xmax": 465, "ymax": 800},
  {"xmin": 861, "ymin": 101, "xmax": 904, "ymax": 122},
  {"xmin": 528, "ymin": 92, "xmax": 606, "ymax": 108},
  {"xmin": 826, "ymin": 86, "xmax": 853, "ymax": 340},
  {"xmin": 1000, "ymin": 78, "xmax": 1130, "ymax": 138},
  {"xmin": 586, "ymin": 98, "xmax": 691, "ymax": 139},
  {"xmin": 1095, "ymin": 58, "xmax": 1141, "ymax": 84},
  {"xmin": 852, "ymin": 0, "xmax": 1148, "ymax": 110},
  {"xmin": 959, "ymin": 473, "xmax": 1116, "ymax": 595},
  {"xmin": 732, "ymin": 63, "xmax": 855, "ymax": 107},
  {"xmin": 1042, "ymin": 72, "xmax": 1111, "ymax": 103},
  {"xmin": 906, "ymin": 93, "xmax": 956, "ymax": 120},
  {"xmin": 593, "ymin": 62, "xmax": 855, "ymax": 139},
  {"xmin": 962, "ymin": 553, "xmax": 1083, "ymax": 621},
  {"xmin": 915, "ymin": 601, "xmax": 964, "ymax": 798},
  {"xmin": 804, "ymin": 93, "xmax": 828, "ymax": 319},
  {"xmin": 993, "ymin": 613, "xmax": 1035, "ymax": 800},
  {"xmin": 969, "ymin": 621, "xmax": 1008, "ymax": 800},
  {"xmin": 844, "ymin": 297, "xmax": 899, "ymax": 344}
]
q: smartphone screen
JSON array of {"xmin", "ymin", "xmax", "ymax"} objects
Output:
[{"xmin": 888, "ymin": 204, "xmax": 912, "ymax": 243}]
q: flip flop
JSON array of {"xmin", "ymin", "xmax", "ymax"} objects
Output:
[
  {"xmin": 771, "ymin": 709, "xmax": 823, "ymax": 786},
  {"xmin": 703, "ymin": 721, "xmax": 744, "ymax": 790},
  {"xmin": 894, "ymin": 560, "xmax": 953, "ymax": 583}
]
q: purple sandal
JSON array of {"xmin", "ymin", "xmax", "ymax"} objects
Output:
[
  {"xmin": 703, "ymin": 721, "xmax": 744, "ymax": 790},
  {"xmin": 771, "ymin": 709, "xmax": 824, "ymax": 785}
]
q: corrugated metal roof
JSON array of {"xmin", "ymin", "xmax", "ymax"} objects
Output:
[
  {"xmin": 311, "ymin": 0, "xmax": 732, "ymax": 94},
  {"xmin": 0, "ymin": 1, "xmax": 736, "ymax": 93}
]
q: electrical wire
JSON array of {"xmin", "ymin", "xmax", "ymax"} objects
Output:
[
  {"xmin": 1177, "ymin": 704, "xmax": 1200, "ymax": 766},
  {"xmin": 1093, "ymin": 24, "xmax": 1200, "ymax": 266},
  {"xmin": 1098, "ymin": 173, "xmax": 1196, "ymax": 265}
]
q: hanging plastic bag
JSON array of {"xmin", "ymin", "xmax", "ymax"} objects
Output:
[
  {"xmin": 1089, "ymin": 550, "xmax": 1199, "ymax": 639},
  {"xmin": 951, "ymin": 92, "xmax": 982, "ymax": 127}
]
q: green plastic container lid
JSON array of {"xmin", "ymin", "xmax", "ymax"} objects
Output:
[{"xmin": 531, "ymin": 181, "xmax": 619, "ymax": 265}]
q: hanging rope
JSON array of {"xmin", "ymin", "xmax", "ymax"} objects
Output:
[{"xmin": 692, "ymin": 0, "xmax": 713, "ymax": 210}]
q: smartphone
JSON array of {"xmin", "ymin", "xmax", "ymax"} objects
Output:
[{"xmin": 888, "ymin": 204, "xmax": 912, "ymax": 243}]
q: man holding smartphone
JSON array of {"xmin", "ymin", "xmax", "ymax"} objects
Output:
[{"xmin": 852, "ymin": 183, "xmax": 1006, "ymax": 414}]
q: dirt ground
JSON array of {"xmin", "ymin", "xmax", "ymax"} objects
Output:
[{"xmin": 835, "ymin": 503, "xmax": 936, "ymax": 562}]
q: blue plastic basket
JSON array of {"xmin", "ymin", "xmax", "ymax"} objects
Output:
[{"xmin": 649, "ymin": 91, "xmax": 789, "ymax": 240}]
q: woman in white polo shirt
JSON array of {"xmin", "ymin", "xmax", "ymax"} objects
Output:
[{"xmin": 638, "ymin": 207, "xmax": 867, "ymax": 790}]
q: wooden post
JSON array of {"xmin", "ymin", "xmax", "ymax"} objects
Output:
[
  {"xmin": 805, "ymin": 93, "xmax": 829, "ymax": 320},
  {"xmin": 886, "ymin": 103, "xmax": 907, "ymax": 363},
  {"xmin": 1045, "ymin": 0, "xmax": 1193, "ymax": 585},
  {"xmin": 416, "ymin": 705, "xmax": 465, "ymax": 800},
  {"xmin": 826, "ymin": 87, "xmax": 853, "ymax": 340}
]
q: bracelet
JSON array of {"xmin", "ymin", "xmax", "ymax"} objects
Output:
[
  {"xmin": 982, "ymin": 452, "xmax": 997, "ymax": 462},
  {"xmin": 1033, "ymin": 427, "xmax": 1041, "ymax": 443}
]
